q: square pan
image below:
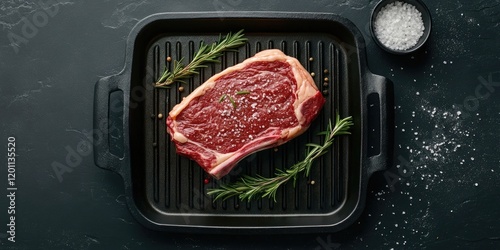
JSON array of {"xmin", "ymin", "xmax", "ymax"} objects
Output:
[{"xmin": 93, "ymin": 12, "xmax": 393, "ymax": 233}]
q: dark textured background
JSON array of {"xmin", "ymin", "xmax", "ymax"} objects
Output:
[{"xmin": 1, "ymin": 0, "xmax": 499, "ymax": 249}]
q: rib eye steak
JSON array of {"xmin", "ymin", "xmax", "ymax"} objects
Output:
[{"xmin": 166, "ymin": 49, "xmax": 325, "ymax": 179}]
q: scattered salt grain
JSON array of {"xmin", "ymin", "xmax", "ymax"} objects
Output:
[{"xmin": 373, "ymin": 1, "xmax": 425, "ymax": 51}]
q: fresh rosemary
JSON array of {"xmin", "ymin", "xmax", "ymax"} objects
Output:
[
  {"xmin": 207, "ymin": 114, "xmax": 354, "ymax": 202},
  {"xmin": 236, "ymin": 90, "xmax": 250, "ymax": 95},
  {"xmin": 228, "ymin": 96, "xmax": 237, "ymax": 109},
  {"xmin": 155, "ymin": 30, "xmax": 247, "ymax": 88},
  {"xmin": 218, "ymin": 94, "xmax": 227, "ymax": 103}
]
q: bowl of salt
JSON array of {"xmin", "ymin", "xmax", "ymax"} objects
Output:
[{"xmin": 370, "ymin": 0, "xmax": 432, "ymax": 54}]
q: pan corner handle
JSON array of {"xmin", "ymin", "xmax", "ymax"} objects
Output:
[
  {"xmin": 365, "ymin": 72, "xmax": 394, "ymax": 176},
  {"xmin": 93, "ymin": 74, "xmax": 127, "ymax": 173}
]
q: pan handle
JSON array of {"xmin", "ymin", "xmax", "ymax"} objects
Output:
[
  {"xmin": 365, "ymin": 72, "xmax": 394, "ymax": 176},
  {"xmin": 93, "ymin": 74, "xmax": 126, "ymax": 173}
]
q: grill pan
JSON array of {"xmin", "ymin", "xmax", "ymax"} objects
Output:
[{"xmin": 94, "ymin": 12, "xmax": 393, "ymax": 233}]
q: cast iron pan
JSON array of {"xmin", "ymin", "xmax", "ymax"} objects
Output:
[{"xmin": 94, "ymin": 12, "xmax": 393, "ymax": 233}]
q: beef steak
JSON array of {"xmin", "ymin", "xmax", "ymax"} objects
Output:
[{"xmin": 166, "ymin": 49, "xmax": 325, "ymax": 179}]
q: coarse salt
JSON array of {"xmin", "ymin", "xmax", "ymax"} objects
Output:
[{"xmin": 374, "ymin": 1, "xmax": 425, "ymax": 51}]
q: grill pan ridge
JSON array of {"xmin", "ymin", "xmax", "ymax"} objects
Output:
[{"xmin": 94, "ymin": 12, "xmax": 394, "ymax": 233}]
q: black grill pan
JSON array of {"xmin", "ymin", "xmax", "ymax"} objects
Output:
[{"xmin": 93, "ymin": 12, "xmax": 393, "ymax": 233}]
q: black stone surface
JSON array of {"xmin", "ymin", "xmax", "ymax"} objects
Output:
[{"xmin": 1, "ymin": 0, "xmax": 499, "ymax": 249}]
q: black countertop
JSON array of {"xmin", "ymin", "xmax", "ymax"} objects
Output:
[{"xmin": 1, "ymin": 0, "xmax": 499, "ymax": 249}]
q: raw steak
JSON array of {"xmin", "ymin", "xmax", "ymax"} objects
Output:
[{"xmin": 166, "ymin": 49, "xmax": 325, "ymax": 179}]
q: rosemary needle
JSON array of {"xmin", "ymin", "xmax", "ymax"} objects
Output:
[
  {"xmin": 228, "ymin": 96, "xmax": 237, "ymax": 109},
  {"xmin": 207, "ymin": 114, "xmax": 354, "ymax": 202},
  {"xmin": 236, "ymin": 90, "xmax": 250, "ymax": 95},
  {"xmin": 218, "ymin": 94, "xmax": 227, "ymax": 103},
  {"xmin": 155, "ymin": 30, "xmax": 247, "ymax": 88}
]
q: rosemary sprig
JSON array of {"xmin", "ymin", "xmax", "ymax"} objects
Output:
[
  {"xmin": 155, "ymin": 30, "xmax": 247, "ymax": 88},
  {"xmin": 207, "ymin": 114, "xmax": 354, "ymax": 202}
]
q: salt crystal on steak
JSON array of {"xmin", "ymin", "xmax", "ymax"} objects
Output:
[{"xmin": 166, "ymin": 49, "xmax": 325, "ymax": 179}]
